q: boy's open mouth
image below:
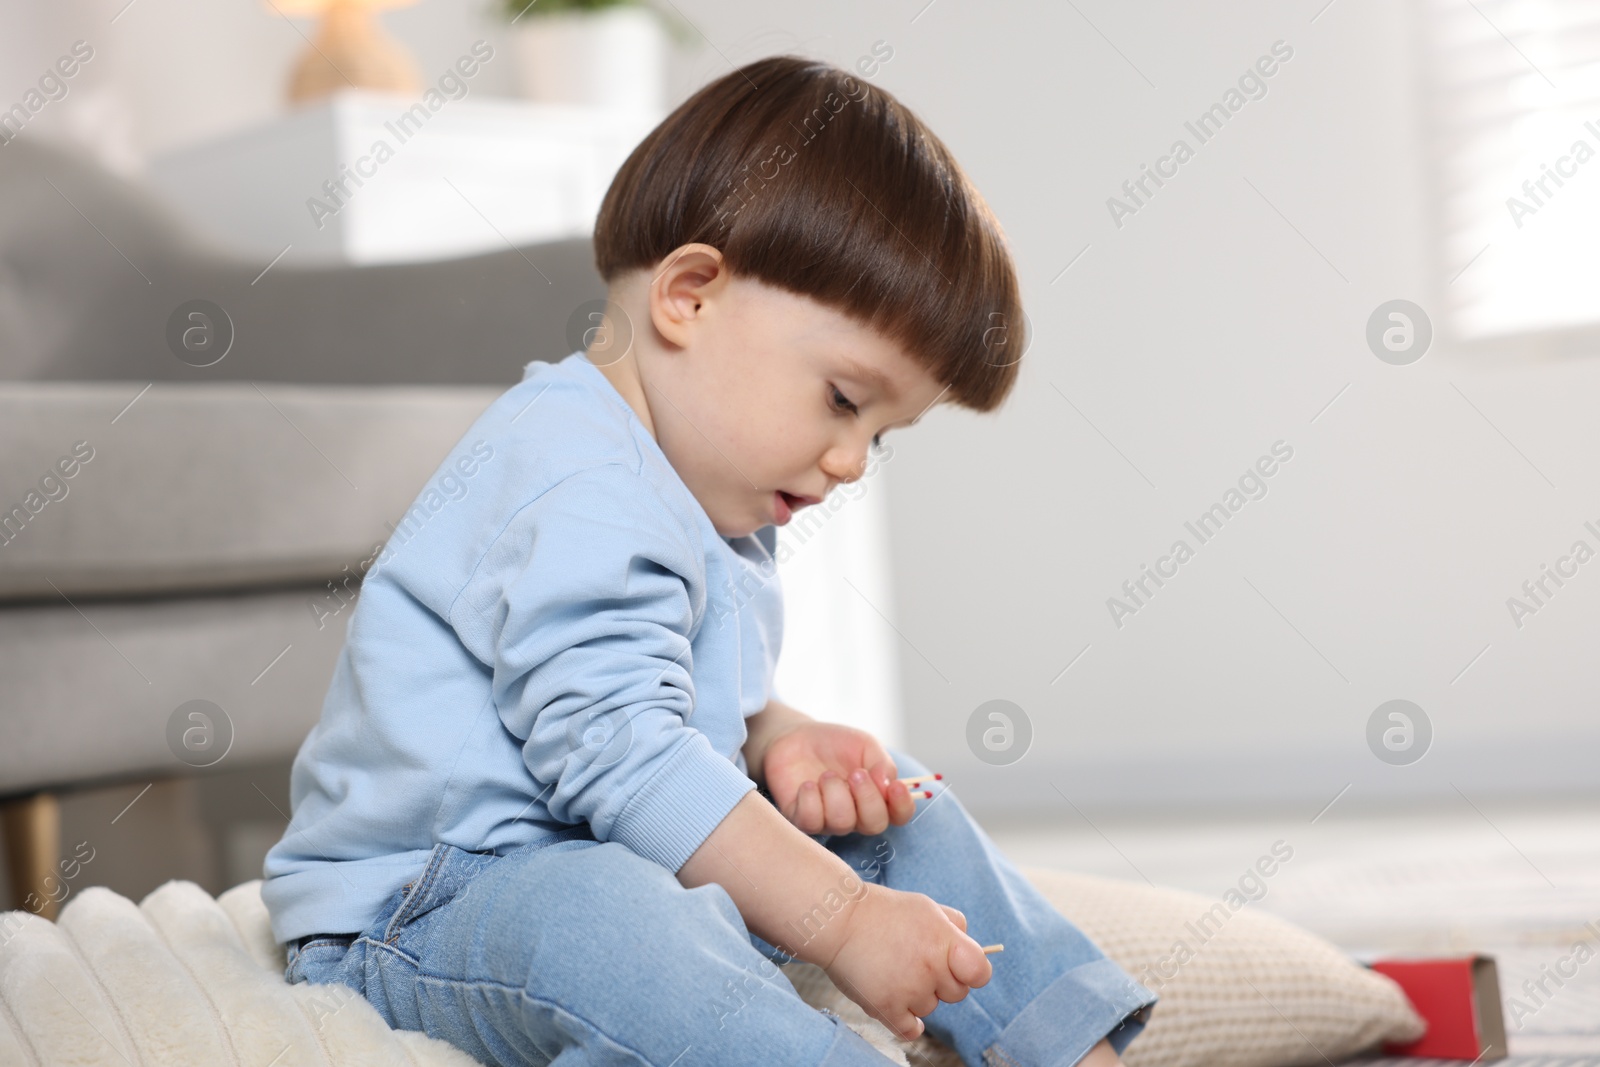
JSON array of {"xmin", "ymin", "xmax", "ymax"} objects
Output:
[{"xmin": 773, "ymin": 490, "xmax": 819, "ymax": 525}]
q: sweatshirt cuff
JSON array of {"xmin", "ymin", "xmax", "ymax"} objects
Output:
[{"xmin": 607, "ymin": 731, "xmax": 757, "ymax": 873}]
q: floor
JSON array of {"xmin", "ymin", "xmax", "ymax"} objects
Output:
[{"xmin": 981, "ymin": 796, "xmax": 1600, "ymax": 1063}]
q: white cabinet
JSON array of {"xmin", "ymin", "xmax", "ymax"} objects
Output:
[{"xmin": 144, "ymin": 90, "xmax": 662, "ymax": 266}]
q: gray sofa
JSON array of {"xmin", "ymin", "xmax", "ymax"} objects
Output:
[{"xmin": 0, "ymin": 137, "xmax": 606, "ymax": 914}]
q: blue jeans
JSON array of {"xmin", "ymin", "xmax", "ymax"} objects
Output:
[{"xmin": 284, "ymin": 748, "xmax": 1155, "ymax": 1067}]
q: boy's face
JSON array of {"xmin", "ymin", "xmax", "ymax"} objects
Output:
[{"xmin": 607, "ymin": 250, "xmax": 949, "ymax": 539}]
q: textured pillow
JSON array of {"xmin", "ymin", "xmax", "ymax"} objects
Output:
[{"xmin": 783, "ymin": 866, "xmax": 1425, "ymax": 1067}]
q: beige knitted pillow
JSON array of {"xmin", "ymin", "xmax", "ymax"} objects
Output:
[{"xmin": 785, "ymin": 866, "xmax": 1424, "ymax": 1067}]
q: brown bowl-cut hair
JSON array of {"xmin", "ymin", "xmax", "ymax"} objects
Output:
[{"xmin": 592, "ymin": 54, "xmax": 1025, "ymax": 412}]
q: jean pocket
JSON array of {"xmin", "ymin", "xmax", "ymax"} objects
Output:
[
  {"xmin": 381, "ymin": 847, "xmax": 451, "ymax": 946},
  {"xmin": 381, "ymin": 843, "xmax": 499, "ymax": 950}
]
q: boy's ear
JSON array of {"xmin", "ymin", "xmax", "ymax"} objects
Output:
[{"xmin": 649, "ymin": 244, "xmax": 730, "ymax": 349}]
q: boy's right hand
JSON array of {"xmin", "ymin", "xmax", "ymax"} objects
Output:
[{"xmin": 819, "ymin": 882, "xmax": 993, "ymax": 1042}]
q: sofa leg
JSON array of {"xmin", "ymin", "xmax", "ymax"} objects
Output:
[{"xmin": 2, "ymin": 792, "xmax": 61, "ymax": 921}]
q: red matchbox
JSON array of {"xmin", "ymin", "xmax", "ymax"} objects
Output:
[{"xmin": 1368, "ymin": 955, "xmax": 1507, "ymax": 1061}]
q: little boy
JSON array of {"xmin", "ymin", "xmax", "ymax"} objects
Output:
[{"xmin": 264, "ymin": 54, "xmax": 1155, "ymax": 1067}]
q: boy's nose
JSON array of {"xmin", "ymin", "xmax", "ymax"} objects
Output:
[
  {"xmin": 825, "ymin": 438, "xmax": 879, "ymax": 484},
  {"xmin": 818, "ymin": 454, "xmax": 858, "ymax": 488}
]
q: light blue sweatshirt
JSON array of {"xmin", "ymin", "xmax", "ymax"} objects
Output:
[{"xmin": 261, "ymin": 352, "xmax": 783, "ymax": 945}]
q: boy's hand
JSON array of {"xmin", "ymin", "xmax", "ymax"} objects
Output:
[
  {"xmin": 822, "ymin": 882, "xmax": 992, "ymax": 1041},
  {"xmin": 762, "ymin": 722, "xmax": 919, "ymax": 835}
]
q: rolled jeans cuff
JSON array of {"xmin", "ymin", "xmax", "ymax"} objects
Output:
[{"xmin": 984, "ymin": 957, "xmax": 1157, "ymax": 1067}]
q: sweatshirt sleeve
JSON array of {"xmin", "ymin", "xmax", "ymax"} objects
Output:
[{"xmin": 456, "ymin": 463, "xmax": 756, "ymax": 873}]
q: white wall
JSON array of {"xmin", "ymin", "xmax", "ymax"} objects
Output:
[
  {"xmin": 8, "ymin": 0, "xmax": 1597, "ymax": 815},
  {"xmin": 844, "ymin": 0, "xmax": 1600, "ymax": 814}
]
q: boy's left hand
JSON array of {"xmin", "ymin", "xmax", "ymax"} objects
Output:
[{"xmin": 761, "ymin": 722, "xmax": 919, "ymax": 835}]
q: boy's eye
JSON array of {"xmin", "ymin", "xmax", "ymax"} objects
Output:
[
  {"xmin": 871, "ymin": 433, "xmax": 883, "ymax": 449},
  {"xmin": 829, "ymin": 385, "xmax": 858, "ymax": 415}
]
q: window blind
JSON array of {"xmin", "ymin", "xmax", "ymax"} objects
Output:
[{"xmin": 1423, "ymin": 0, "xmax": 1600, "ymax": 342}]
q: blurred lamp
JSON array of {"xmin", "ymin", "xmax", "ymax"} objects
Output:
[{"xmin": 271, "ymin": 0, "xmax": 422, "ymax": 105}]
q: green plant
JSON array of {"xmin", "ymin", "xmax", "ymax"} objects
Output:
[
  {"xmin": 501, "ymin": 0, "xmax": 639, "ymax": 18},
  {"xmin": 497, "ymin": 0, "xmax": 696, "ymax": 46}
]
